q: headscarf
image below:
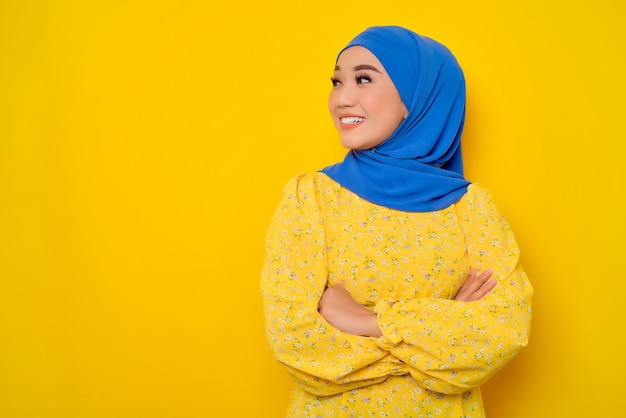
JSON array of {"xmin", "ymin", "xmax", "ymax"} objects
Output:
[{"xmin": 321, "ymin": 26, "xmax": 471, "ymax": 212}]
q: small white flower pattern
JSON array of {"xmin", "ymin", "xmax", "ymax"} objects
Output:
[{"xmin": 261, "ymin": 172, "xmax": 532, "ymax": 417}]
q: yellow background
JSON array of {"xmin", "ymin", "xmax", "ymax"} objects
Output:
[{"xmin": 1, "ymin": 1, "xmax": 624, "ymax": 417}]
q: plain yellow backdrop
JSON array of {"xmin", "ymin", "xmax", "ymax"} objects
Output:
[{"xmin": 1, "ymin": 1, "xmax": 624, "ymax": 417}]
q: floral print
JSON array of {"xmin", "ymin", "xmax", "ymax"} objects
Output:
[{"xmin": 261, "ymin": 172, "xmax": 532, "ymax": 417}]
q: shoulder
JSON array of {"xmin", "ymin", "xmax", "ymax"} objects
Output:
[
  {"xmin": 453, "ymin": 183, "xmax": 509, "ymax": 229},
  {"xmin": 454, "ymin": 185, "xmax": 522, "ymax": 268},
  {"xmin": 455, "ymin": 183, "xmax": 500, "ymax": 212},
  {"xmin": 280, "ymin": 172, "xmax": 340, "ymax": 200},
  {"xmin": 276, "ymin": 172, "xmax": 340, "ymax": 211},
  {"xmin": 454, "ymin": 183, "xmax": 516, "ymax": 239},
  {"xmin": 283, "ymin": 171, "xmax": 338, "ymax": 188}
]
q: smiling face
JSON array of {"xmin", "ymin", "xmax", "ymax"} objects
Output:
[{"xmin": 328, "ymin": 46, "xmax": 408, "ymax": 150}]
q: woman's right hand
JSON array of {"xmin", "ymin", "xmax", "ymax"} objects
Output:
[{"xmin": 454, "ymin": 269, "xmax": 496, "ymax": 302}]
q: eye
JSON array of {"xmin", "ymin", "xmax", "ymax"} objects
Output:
[
  {"xmin": 330, "ymin": 77, "xmax": 342, "ymax": 87},
  {"xmin": 356, "ymin": 73, "xmax": 372, "ymax": 84}
]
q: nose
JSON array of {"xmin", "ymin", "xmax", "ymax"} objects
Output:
[{"xmin": 335, "ymin": 84, "xmax": 357, "ymax": 108}]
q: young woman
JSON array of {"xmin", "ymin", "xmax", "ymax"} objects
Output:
[{"xmin": 261, "ymin": 26, "xmax": 532, "ymax": 417}]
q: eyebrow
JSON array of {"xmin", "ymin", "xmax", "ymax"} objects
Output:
[{"xmin": 334, "ymin": 64, "xmax": 382, "ymax": 73}]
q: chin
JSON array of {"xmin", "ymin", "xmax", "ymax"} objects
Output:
[
  {"xmin": 341, "ymin": 142, "xmax": 364, "ymax": 150},
  {"xmin": 339, "ymin": 137, "xmax": 367, "ymax": 150},
  {"xmin": 340, "ymin": 141, "xmax": 374, "ymax": 151}
]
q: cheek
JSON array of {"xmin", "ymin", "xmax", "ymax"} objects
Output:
[
  {"xmin": 380, "ymin": 93, "xmax": 406, "ymax": 124},
  {"xmin": 367, "ymin": 93, "xmax": 394, "ymax": 120},
  {"xmin": 378, "ymin": 99, "xmax": 406, "ymax": 134},
  {"xmin": 328, "ymin": 91, "xmax": 337, "ymax": 113}
]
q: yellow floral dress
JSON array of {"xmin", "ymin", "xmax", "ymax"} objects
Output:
[{"xmin": 261, "ymin": 172, "xmax": 532, "ymax": 417}]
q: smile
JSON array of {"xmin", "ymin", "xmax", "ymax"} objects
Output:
[{"xmin": 340, "ymin": 116, "xmax": 365, "ymax": 125}]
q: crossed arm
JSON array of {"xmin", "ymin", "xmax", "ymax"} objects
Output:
[
  {"xmin": 262, "ymin": 176, "xmax": 532, "ymax": 396},
  {"xmin": 318, "ymin": 268, "xmax": 496, "ymax": 338}
]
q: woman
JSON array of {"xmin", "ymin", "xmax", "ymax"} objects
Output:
[{"xmin": 261, "ymin": 26, "xmax": 532, "ymax": 417}]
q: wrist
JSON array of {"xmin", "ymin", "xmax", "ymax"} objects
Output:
[{"xmin": 362, "ymin": 311, "xmax": 382, "ymax": 338}]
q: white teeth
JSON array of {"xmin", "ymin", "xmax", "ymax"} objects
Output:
[{"xmin": 340, "ymin": 117, "xmax": 364, "ymax": 124}]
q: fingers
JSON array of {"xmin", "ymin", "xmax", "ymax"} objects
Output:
[
  {"xmin": 477, "ymin": 269, "xmax": 494, "ymax": 288},
  {"xmin": 475, "ymin": 270, "xmax": 497, "ymax": 299},
  {"xmin": 454, "ymin": 269, "xmax": 497, "ymax": 302},
  {"xmin": 467, "ymin": 268, "xmax": 493, "ymax": 289}
]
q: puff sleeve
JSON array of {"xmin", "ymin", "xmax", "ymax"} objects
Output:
[
  {"xmin": 261, "ymin": 174, "xmax": 408, "ymax": 396},
  {"xmin": 374, "ymin": 184, "xmax": 533, "ymax": 394}
]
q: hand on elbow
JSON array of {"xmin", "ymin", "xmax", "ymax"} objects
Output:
[{"xmin": 454, "ymin": 268, "xmax": 496, "ymax": 302}]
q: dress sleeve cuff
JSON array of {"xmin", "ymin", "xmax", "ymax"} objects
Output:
[{"xmin": 375, "ymin": 299, "xmax": 403, "ymax": 346}]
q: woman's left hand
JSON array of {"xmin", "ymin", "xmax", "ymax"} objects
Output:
[
  {"xmin": 454, "ymin": 268, "xmax": 496, "ymax": 302},
  {"xmin": 318, "ymin": 284, "xmax": 382, "ymax": 338}
]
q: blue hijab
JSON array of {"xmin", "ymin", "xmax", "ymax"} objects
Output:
[{"xmin": 321, "ymin": 26, "xmax": 471, "ymax": 212}]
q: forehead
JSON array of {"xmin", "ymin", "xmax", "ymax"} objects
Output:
[{"xmin": 335, "ymin": 46, "xmax": 388, "ymax": 73}]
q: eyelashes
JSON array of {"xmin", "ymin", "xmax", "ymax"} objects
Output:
[
  {"xmin": 330, "ymin": 73, "xmax": 373, "ymax": 87},
  {"xmin": 355, "ymin": 73, "xmax": 372, "ymax": 84}
]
